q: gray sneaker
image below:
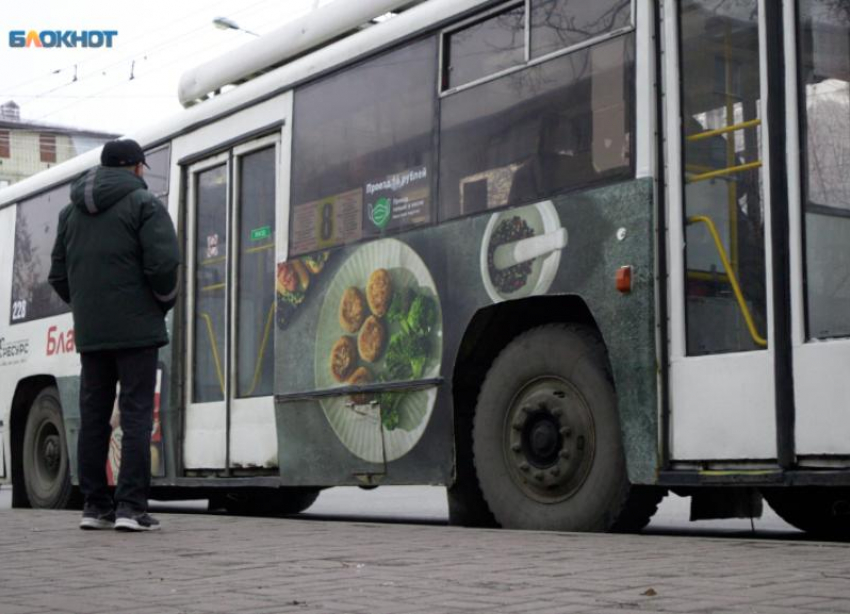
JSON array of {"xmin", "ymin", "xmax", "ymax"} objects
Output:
[
  {"xmin": 115, "ymin": 513, "xmax": 161, "ymax": 532},
  {"xmin": 79, "ymin": 510, "xmax": 116, "ymax": 530}
]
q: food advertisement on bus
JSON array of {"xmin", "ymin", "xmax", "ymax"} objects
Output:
[{"xmin": 276, "ymin": 174, "xmax": 653, "ymax": 478}]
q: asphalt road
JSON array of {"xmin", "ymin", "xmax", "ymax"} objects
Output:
[{"xmin": 0, "ymin": 484, "xmax": 801, "ymax": 538}]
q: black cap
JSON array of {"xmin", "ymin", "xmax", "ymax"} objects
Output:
[{"xmin": 101, "ymin": 139, "xmax": 149, "ymax": 168}]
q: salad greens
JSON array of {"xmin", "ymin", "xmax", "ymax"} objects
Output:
[{"xmin": 378, "ymin": 286, "xmax": 437, "ymax": 430}]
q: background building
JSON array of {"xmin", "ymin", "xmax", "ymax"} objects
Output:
[{"xmin": 0, "ymin": 101, "xmax": 119, "ymax": 189}]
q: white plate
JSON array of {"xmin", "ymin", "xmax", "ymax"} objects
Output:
[
  {"xmin": 314, "ymin": 238, "xmax": 442, "ymax": 463},
  {"xmin": 479, "ymin": 200, "xmax": 563, "ymax": 303}
]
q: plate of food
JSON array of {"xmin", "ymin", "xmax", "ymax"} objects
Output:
[
  {"xmin": 314, "ymin": 238, "xmax": 442, "ymax": 463},
  {"xmin": 479, "ymin": 200, "xmax": 567, "ymax": 303},
  {"xmin": 276, "ymin": 251, "xmax": 330, "ymax": 330}
]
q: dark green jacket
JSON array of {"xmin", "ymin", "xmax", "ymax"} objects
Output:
[{"xmin": 48, "ymin": 166, "xmax": 180, "ymax": 352}]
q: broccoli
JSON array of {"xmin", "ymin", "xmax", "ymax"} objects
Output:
[
  {"xmin": 384, "ymin": 331, "xmax": 429, "ymax": 381},
  {"xmin": 386, "ymin": 286, "xmax": 412, "ymax": 324},
  {"xmin": 406, "ymin": 294, "xmax": 436, "ymax": 336},
  {"xmin": 378, "ymin": 392, "xmax": 402, "ymax": 430}
]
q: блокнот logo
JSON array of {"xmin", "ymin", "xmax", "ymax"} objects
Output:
[{"xmin": 9, "ymin": 30, "xmax": 118, "ymax": 48}]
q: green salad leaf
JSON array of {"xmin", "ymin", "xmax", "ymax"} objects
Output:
[{"xmin": 376, "ymin": 285, "xmax": 437, "ymax": 430}]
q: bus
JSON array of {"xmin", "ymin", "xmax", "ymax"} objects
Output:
[{"xmin": 1, "ymin": 0, "xmax": 848, "ymax": 537}]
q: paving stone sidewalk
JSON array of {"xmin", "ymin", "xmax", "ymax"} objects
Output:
[{"xmin": 0, "ymin": 510, "xmax": 848, "ymax": 614}]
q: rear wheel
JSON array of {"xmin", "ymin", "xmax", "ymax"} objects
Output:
[
  {"xmin": 762, "ymin": 487, "xmax": 850, "ymax": 539},
  {"xmin": 210, "ymin": 487, "xmax": 321, "ymax": 516},
  {"xmin": 22, "ymin": 387, "xmax": 73, "ymax": 509},
  {"xmin": 471, "ymin": 324, "xmax": 660, "ymax": 531}
]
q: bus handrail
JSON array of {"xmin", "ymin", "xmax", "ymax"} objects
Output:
[
  {"xmin": 687, "ymin": 161, "xmax": 762, "ymax": 184},
  {"xmin": 245, "ymin": 302, "xmax": 276, "ymax": 397},
  {"xmin": 686, "ymin": 215, "xmax": 767, "ymax": 348},
  {"xmin": 199, "ymin": 312, "xmax": 226, "ymax": 394},
  {"xmin": 685, "ymin": 118, "xmax": 761, "ymax": 142}
]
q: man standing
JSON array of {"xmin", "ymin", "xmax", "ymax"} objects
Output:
[{"xmin": 49, "ymin": 139, "xmax": 180, "ymax": 532}]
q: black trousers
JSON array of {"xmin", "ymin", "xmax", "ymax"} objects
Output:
[{"xmin": 78, "ymin": 347, "xmax": 158, "ymax": 514}]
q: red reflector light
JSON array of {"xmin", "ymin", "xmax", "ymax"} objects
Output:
[{"xmin": 616, "ymin": 266, "xmax": 632, "ymax": 293}]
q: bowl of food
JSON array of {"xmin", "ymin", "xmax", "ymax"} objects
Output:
[{"xmin": 479, "ymin": 200, "xmax": 566, "ymax": 303}]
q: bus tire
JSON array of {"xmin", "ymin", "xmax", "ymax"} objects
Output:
[
  {"xmin": 472, "ymin": 324, "xmax": 633, "ymax": 532},
  {"xmin": 22, "ymin": 387, "xmax": 73, "ymax": 509},
  {"xmin": 762, "ymin": 487, "xmax": 850, "ymax": 539},
  {"xmin": 211, "ymin": 487, "xmax": 320, "ymax": 516}
]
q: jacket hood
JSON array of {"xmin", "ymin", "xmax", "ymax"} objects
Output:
[{"xmin": 71, "ymin": 166, "xmax": 148, "ymax": 214}]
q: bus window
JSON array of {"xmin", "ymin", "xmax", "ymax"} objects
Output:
[
  {"xmin": 10, "ymin": 183, "xmax": 72, "ymax": 324},
  {"xmin": 144, "ymin": 145, "xmax": 170, "ymax": 199},
  {"xmin": 529, "ymin": 0, "xmax": 631, "ymax": 60},
  {"xmin": 799, "ymin": 0, "xmax": 850, "ymax": 339},
  {"xmin": 444, "ymin": 4, "xmax": 525, "ymax": 90},
  {"xmin": 440, "ymin": 34, "xmax": 634, "ymax": 220},
  {"xmin": 236, "ymin": 146, "xmax": 275, "ymax": 398},
  {"xmin": 193, "ymin": 165, "xmax": 228, "ymax": 404},
  {"xmin": 290, "ymin": 37, "xmax": 437, "ymax": 257},
  {"xmin": 680, "ymin": 0, "xmax": 767, "ymax": 355}
]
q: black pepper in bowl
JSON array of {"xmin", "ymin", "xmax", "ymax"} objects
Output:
[{"xmin": 487, "ymin": 216, "xmax": 535, "ymax": 294}]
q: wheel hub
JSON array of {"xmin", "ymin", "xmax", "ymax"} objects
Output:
[
  {"xmin": 35, "ymin": 423, "xmax": 61, "ymax": 482},
  {"xmin": 43, "ymin": 436, "xmax": 60, "ymax": 473},
  {"xmin": 504, "ymin": 377, "xmax": 595, "ymax": 503}
]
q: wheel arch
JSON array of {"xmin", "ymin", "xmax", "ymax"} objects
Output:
[
  {"xmin": 452, "ymin": 295, "xmax": 603, "ymax": 430},
  {"xmin": 10, "ymin": 375, "xmax": 59, "ymax": 508},
  {"xmin": 450, "ymin": 296, "xmax": 606, "ymax": 501},
  {"xmin": 452, "ymin": 290, "xmax": 660, "ymax": 489}
]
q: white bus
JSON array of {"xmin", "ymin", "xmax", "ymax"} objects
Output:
[{"xmin": 1, "ymin": 0, "xmax": 848, "ymax": 536}]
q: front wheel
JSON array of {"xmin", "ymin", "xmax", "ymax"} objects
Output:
[
  {"xmin": 472, "ymin": 325, "xmax": 655, "ymax": 532},
  {"xmin": 22, "ymin": 387, "xmax": 73, "ymax": 509}
]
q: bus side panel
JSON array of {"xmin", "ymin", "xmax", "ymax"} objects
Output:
[
  {"xmin": 274, "ymin": 177, "xmax": 657, "ymax": 486},
  {"xmin": 0, "ymin": 205, "xmax": 15, "ymax": 483}
]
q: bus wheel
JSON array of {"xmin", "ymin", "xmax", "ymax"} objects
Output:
[
  {"xmin": 211, "ymin": 487, "xmax": 320, "ymax": 516},
  {"xmin": 472, "ymin": 324, "xmax": 632, "ymax": 532},
  {"xmin": 22, "ymin": 387, "xmax": 73, "ymax": 509},
  {"xmin": 762, "ymin": 487, "xmax": 850, "ymax": 539}
]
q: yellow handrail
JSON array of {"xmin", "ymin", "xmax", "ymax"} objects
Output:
[
  {"xmin": 686, "ymin": 215, "xmax": 767, "ymax": 348},
  {"xmin": 199, "ymin": 312, "xmax": 226, "ymax": 395},
  {"xmin": 687, "ymin": 160, "xmax": 762, "ymax": 184},
  {"xmin": 245, "ymin": 302, "xmax": 276, "ymax": 397},
  {"xmin": 245, "ymin": 243, "xmax": 274, "ymax": 254},
  {"xmin": 686, "ymin": 118, "xmax": 762, "ymax": 142}
]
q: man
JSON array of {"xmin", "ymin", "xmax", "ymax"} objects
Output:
[{"xmin": 49, "ymin": 139, "xmax": 180, "ymax": 532}]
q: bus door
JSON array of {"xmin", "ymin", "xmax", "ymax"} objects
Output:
[
  {"xmin": 184, "ymin": 134, "xmax": 281, "ymax": 470},
  {"xmin": 787, "ymin": 1, "xmax": 850, "ymax": 460},
  {"xmin": 664, "ymin": 0, "xmax": 777, "ymax": 462}
]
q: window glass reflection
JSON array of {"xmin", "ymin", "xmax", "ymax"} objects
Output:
[
  {"xmin": 144, "ymin": 146, "xmax": 170, "ymax": 198},
  {"xmin": 11, "ymin": 183, "xmax": 72, "ymax": 324},
  {"xmin": 680, "ymin": 0, "xmax": 767, "ymax": 355},
  {"xmin": 799, "ymin": 0, "xmax": 850, "ymax": 339},
  {"xmin": 440, "ymin": 35, "xmax": 634, "ymax": 220},
  {"xmin": 445, "ymin": 5, "xmax": 526, "ymax": 89},
  {"xmin": 193, "ymin": 165, "xmax": 228, "ymax": 403},
  {"xmin": 530, "ymin": 0, "xmax": 631, "ymax": 59},
  {"xmin": 237, "ymin": 147, "xmax": 276, "ymax": 398},
  {"xmin": 291, "ymin": 38, "xmax": 436, "ymax": 256}
]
